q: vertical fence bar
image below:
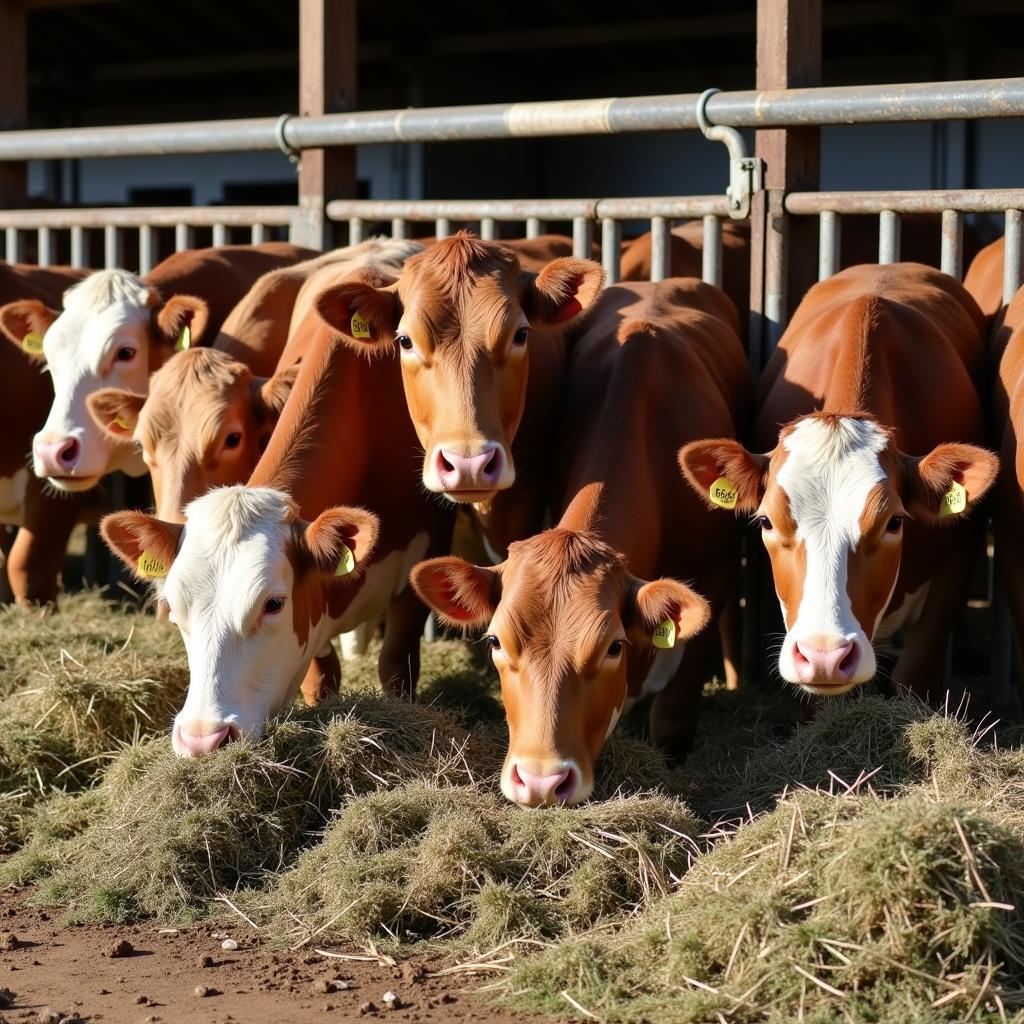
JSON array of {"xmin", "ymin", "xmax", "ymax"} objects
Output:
[
  {"xmin": 702, "ymin": 215, "xmax": 723, "ymax": 287},
  {"xmin": 104, "ymin": 225, "xmax": 120, "ymax": 269},
  {"xmin": 1004, "ymin": 209, "xmax": 1023, "ymax": 304},
  {"xmin": 601, "ymin": 218, "xmax": 622, "ymax": 285},
  {"xmin": 650, "ymin": 215, "xmax": 670, "ymax": 282},
  {"xmin": 4, "ymin": 228, "xmax": 17, "ymax": 263},
  {"xmin": 174, "ymin": 223, "xmax": 193, "ymax": 252},
  {"xmin": 212, "ymin": 223, "xmax": 227, "ymax": 247},
  {"xmin": 435, "ymin": 217, "xmax": 451, "ymax": 240},
  {"xmin": 348, "ymin": 217, "xmax": 363, "ymax": 244},
  {"xmin": 391, "ymin": 218, "xmax": 406, "ymax": 239},
  {"xmin": 878, "ymin": 210, "xmax": 901, "ymax": 264},
  {"xmin": 818, "ymin": 210, "xmax": 840, "ymax": 280},
  {"xmin": 37, "ymin": 227, "xmax": 52, "ymax": 266},
  {"xmin": 138, "ymin": 225, "xmax": 155, "ymax": 275},
  {"xmin": 250, "ymin": 223, "xmax": 267, "ymax": 245},
  {"xmin": 70, "ymin": 225, "xmax": 85, "ymax": 268},
  {"xmin": 526, "ymin": 217, "xmax": 543, "ymax": 239},
  {"xmin": 940, "ymin": 209, "xmax": 964, "ymax": 280},
  {"xmin": 480, "ymin": 218, "xmax": 496, "ymax": 240},
  {"xmin": 572, "ymin": 216, "xmax": 593, "ymax": 260}
]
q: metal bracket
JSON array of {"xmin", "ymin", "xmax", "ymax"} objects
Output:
[
  {"xmin": 696, "ymin": 88, "xmax": 763, "ymax": 219},
  {"xmin": 275, "ymin": 113, "xmax": 301, "ymax": 171}
]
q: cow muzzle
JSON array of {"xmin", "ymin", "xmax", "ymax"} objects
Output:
[
  {"xmin": 33, "ymin": 434, "xmax": 82, "ymax": 477},
  {"xmin": 787, "ymin": 634, "xmax": 866, "ymax": 692},
  {"xmin": 425, "ymin": 442, "xmax": 512, "ymax": 499},
  {"xmin": 504, "ymin": 760, "xmax": 584, "ymax": 807},
  {"xmin": 173, "ymin": 719, "xmax": 241, "ymax": 758}
]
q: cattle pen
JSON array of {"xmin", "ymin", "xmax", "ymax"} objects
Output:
[{"xmin": 4, "ymin": 2, "xmax": 1024, "ymax": 1022}]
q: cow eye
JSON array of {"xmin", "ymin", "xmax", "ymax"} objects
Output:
[
  {"xmin": 607, "ymin": 638, "xmax": 624, "ymax": 658},
  {"xmin": 756, "ymin": 515, "xmax": 773, "ymax": 531},
  {"xmin": 885, "ymin": 515, "xmax": 904, "ymax": 534},
  {"xmin": 484, "ymin": 634, "xmax": 501, "ymax": 653},
  {"xmin": 512, "ymin": 326, "xmax": 529, "ymax": 345},
  {"xmin": 115, "ymin": 346, "xmax": 136, "ymax": 362},
  {"xmin": 224, "ymin": 432, "xmax": 242, "ymax": 450},
  {"xmin": 264, "ymin": 596, "xmax": 285, "ymax": 615},
  {"xmin": 396, "ymin": 334, "xmax": 414, "ymax": 351}
]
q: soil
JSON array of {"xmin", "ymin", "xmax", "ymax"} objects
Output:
[{"xmin": 0, "ymin": 888, "xmax": 551, "ymax": 1024}]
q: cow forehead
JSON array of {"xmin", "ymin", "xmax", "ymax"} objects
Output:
[{"xmin": 774, "ymin": 417, "xmax": 890, "ymax": 541}]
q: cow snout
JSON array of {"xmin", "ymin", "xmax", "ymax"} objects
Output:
[
  {"xmin": 173, "ymin": 719, "xmax": 239, "ymax": 758},
  {"xmin": 792, "ymin": 637, "xmax": 861, "ymax": 686},
  {"xmin": 507, "ymin": 762, "xmax": 581, "ymax": 807},
  {"xmin": 435, "ymin": 445, "xmax": 505, "ymax": 493},
  {"xmin": 33, "ymin": 435, "xmax": 81, "ymax": 476}
]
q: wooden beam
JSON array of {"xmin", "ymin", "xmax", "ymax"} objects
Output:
[
  {"xmin": 0, "ymin": 0, "xmax": 27, "ymax": 210},
  {"xmin": 294, "ymin": 0, "xmax": 357, "ymax": 250}
]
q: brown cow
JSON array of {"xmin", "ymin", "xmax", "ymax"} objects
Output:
[
  {"xmin": 681, "ymin": 263, "xmax": 997, "ymax": 697},
  {"xmin": 412, "ymin": 279, "xmax": 752, "ymax": 806},
  {"xmin": 963, "ymin": 236, "xmax": 1005, "ymax": 324},
  {"xmin": 100, "ymin": 272, "xmax": 456, "ymax": 755},
  {"xmin": 312, "ymin": 232, "xmax": 605, "ymax": 559},
  {"xmin": 0, "ymin": 243, "xmax": 313, "ymax": 492}
]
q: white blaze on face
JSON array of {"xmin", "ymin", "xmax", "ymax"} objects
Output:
[
  {"xmin": 36, "ymin": 270, "xmax": 152, "ymax": 486},
  {"xmin": 775, "ymin": 417, "xmax": 889, "ymax": 686},
  {"xmin": 163, "ymin": 486, "xmax": 311, "ymax": 752}
]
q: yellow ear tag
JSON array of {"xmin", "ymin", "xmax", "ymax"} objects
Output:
[
  {"xmin": 939, "ymin": 480, "xmax": 967, "ymax": 518},
  {"xmin": 652, "ymin": 618, "xmax": 676, "ymax": 650},
  {"xmin": 335, "ymin": 543, "xmax": 355, "ymax": 577},
  {"xmin": 21, "ymin": 331, "xmax": 44, "ymax": 356},
  {"xmin": 708, "ymin": 476, "xmax": 738, "ymax": 510},
  {"xmin": 175, "ymin": 325, "xmax": 191, "ymax": 352},
  {"xmin": 112, "ymin": 414, "xmax": 132, "ymax": 432},
  {"xmin": 350, "ymin": 310, "xmax": 372, "ymax": 340},
  {"xmin": 137, "ymin": 550, "xmax": 169, "ymax": 579}
]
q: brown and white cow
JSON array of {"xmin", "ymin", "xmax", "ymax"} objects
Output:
[
  {"xmin": 313, "ymin": 232, "xmax": 605, "ymax": 558},
  {"xmin": 101, "ymin": 274, "xmax": 456, "ymax": 755},
  {"xmin": 0, "ymin": 243, "xmax": 313, "ymax": 492},
  {"xmin": 680, "ymin": 263, "xmax": 998, "ymax": 697},
  {"xmin": 412, "ymin": 279, "xmax": 752, "ymax": 806}
]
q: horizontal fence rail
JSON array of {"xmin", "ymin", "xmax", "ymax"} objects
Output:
[{"xmin": 0, "ymin": 78, "xmax": 1021, "ymax": 160}]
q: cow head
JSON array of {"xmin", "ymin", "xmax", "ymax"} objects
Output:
[
  {"xmin": 680, "ymin": 414, "xmax": 998, "ymax": 695},
  {"xmin": 101, "ymin": 486, "xmax": 378, "ymax": 755},
  {"xmin": 411, "ymin": 529, "xmax": 709, "ymax": 807},
  {"xmin": 314, "ymin": 233, "xmax": 604, "ymax": 503},
  {"xmin": 0, "ymin": 269, "xmax": 207, "ymax": 491},
  {"xmin": 88, "ymin": 348, "xmax": 298, "ymax": 523}
]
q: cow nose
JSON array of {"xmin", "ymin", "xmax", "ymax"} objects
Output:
[
  {"xmin": 793, "ymin": 638, "xmax": 861, "ymax": 685},
  {"xmin": 33, "ymin": 435, "xmax": 81, "ymax": 476},
  {"xmin": 435, "ymin": 446, "xmax": 504, "ymax": 491},
  {"xmin": 508, "ymin": 763, "xmax": 579, "ymax": 807},
  {"xmin": 173, "ymin": 720, "xmax": 237, "ymax": 758}
]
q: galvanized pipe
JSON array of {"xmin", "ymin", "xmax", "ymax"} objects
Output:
[
  {"xmin": 940, "ymin": 209, "xmax": 964, "ymax": 279},
  {"xmin": 251, "ymin": 223, "xmax": 267, "ymax": 245},
  {"xmin": 174, "ymin": 223, "xmax": 192, "ymax": 252},
  {"xmin": 1004, "ymin": 209, "xmax": 1023, "ymax": 304},
  {"xmin": 787, "ymin": 188, "xmax": 1024, "ymax": 214},
  {"xmin": 525, "ymin": 217, "xmax": 543, "ymax": 239},
  {"xmin": 0, "ymin": 206, "xmax": 294, "ymax": 229},
  {"xmin": 37, "ymin": 227, "xmax": 52, "ymax": 267},
  {"xmin": 139, "ymin": 225, "xmax": 155, "ymax": 275},
  {"xmin": 348, "ymin": 217, "xmax": 363, "ymax": 245},
  {"xmin": 4, "ymin": 228, "xmax": 17, "ymax": 263},
  {"xmin": 391, "ymin": 218, "xmax": 406, "ymax": 240},
  {"xmin": 435, "ymin": 217, "xmax": 451, "ymax": 239},
  {"xmin": 480, "ymin": 218, "xmax": 497, "ymax": 241},
  {"xmin": 818, "ymin": 211, "xmax": 841, "ymax": 281},
  {"xmin": 878, "ymin": 210, "xmax": 901, "ymax": 264},
  {"xmin": 602, "ymin": 218, "xmax": 622, "ymax": 284},
  {"xmin": 104, "ymin": 225, "xmax": 120, "ymax": 270},
  {"xmin": 650, "ymin": 216, "xmax": 671, "ymax": 282},
  {"xmin": 0, "ymin": 78, "xmax": 1020, "ymax": 161},
  {"xmin": 70, "ymin": 225, "xmax": 85, "ymax": 269},
  {"xmin": 701, "ymin": 215, "xmax": 722, "ymax": 287},
  {"xmin": 212, "ymin": 223, "xmax": 227, "ymax": 247}
]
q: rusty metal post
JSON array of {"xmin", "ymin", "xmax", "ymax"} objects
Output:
[
  {"xmin": 0, "ymin": 1, "xmax": 27, "ymax": 213},
  {"xmin": 294, "ymin": 0, "xmax": 357, "ymax": 250}
]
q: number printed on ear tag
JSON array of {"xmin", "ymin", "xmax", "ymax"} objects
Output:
[
  {"xmin": 652, "ymin": 618, "xmax": 676, "ymax": 650},
  {"xmin": 113, "ymin": 414, "xmax": 132, "ymax": 431},
  {"xmin": 22, "ymin": 332, "xmax": 44, "ymax": 356},
  {"xmin": 939, "ymin": 480, "xmax": 967, "ymax": 517},
  {"xmin": 350, "ymin": 311, "xmax": 372, "ymax": 339},
  {"xmin": 708, "ymin": 476, "xmax": 738, "ymax": 510},
  {"xmin": 137, "ymin": 550, "xmax": 168, "ymax": 579},
  {"xmin": 335, "ymin": 543, "xmax": 355, "ymax": 576},
  {"xmin": 175, "ymin": 325, "xmax": 191, "ymax": 352}
]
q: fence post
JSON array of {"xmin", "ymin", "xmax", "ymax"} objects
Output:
[
  {"xmin": 294, "ymin": 0, "xmax": 357, "ymax": 250},
  {"xmin": 0, "ymin": 1, "xmax": 27, "ymax": 217}
]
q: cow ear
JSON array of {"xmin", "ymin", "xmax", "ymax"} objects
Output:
[
  {"xmin": 628, "ymin": 576, "xmax": 711, "ymax": 669},
  {"xmin": 101, "ymin": 511, "xmax": 182, "ymax": 581},
  {"xmin": 315, "ymin": 279, "xmax": 401, "ymax": 350},
  {"xmin": 902, "ymin": 443, "xmax": 999, "ymax": 522},
  {"xmin": 296, "ymin": 505, "xmax": 379, "ymax": 579},
  {"xmin": 525, "ymin": 258, "xmax": 605, "ymax": 327},
  {"xmin": 154, "ymin": 294, "xmax": 209, "ymax": 351},
  {"xmin": 88, "ymin": 387, "xmax": 146, "ymax": 441},
  {"xmin": 0, "ymin": 299, "xmax": 59, "ymax": 362},
  {"xmin": 678, "ymin": 439, "xmax": 767, "ymax": 513},
  {"xmin": 411, "ymin": 557, "xmax": 500, "ymax": 629},
  {"xmin": 254, "ymin": 364, "xmax": 300, "ymax": 418}
]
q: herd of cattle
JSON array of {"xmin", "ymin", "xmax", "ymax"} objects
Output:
[{"xmin": 0, "ymin": 224, "xmax": 1019, "ymax": 807}]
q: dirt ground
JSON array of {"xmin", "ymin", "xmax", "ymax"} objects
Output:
[{"xmin": 0, "ymin": 888, "xmax": 550, "ymax": 1024}]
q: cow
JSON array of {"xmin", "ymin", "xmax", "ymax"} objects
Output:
[
  {"xmin": 0, "ymin": 261, "xmax": 89, "ymax": 605},
  {"xmin": 411, "ymin": 279, "xmax": 752, "ymax": 806},
  {"xmin": 100, "ymin": 269, "xmax": 457, "ymax": 755},
  {"xmin": 679, "ymin": 263, "xmax": 998, "ymax": 698},
  {"xmin": 0, "ymin": 243, "xmax": 314, "ymax": 493},
  {"xmin": 311, "ymin": 232, "xmax": 605, "ymax": 559},
  {"xmin": 964, "ymin": 236, "xmax": 1006, "ymax": 325}
]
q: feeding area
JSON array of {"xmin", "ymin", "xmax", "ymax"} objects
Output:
[{"xmin": 2, "ymin": 591, "xmax": 1023, "ymax": 1022}]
